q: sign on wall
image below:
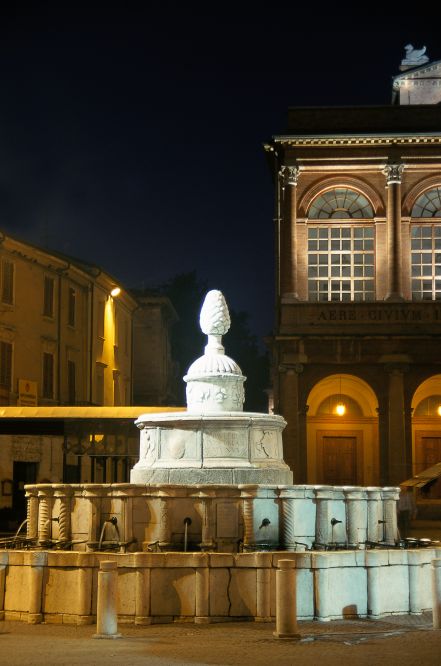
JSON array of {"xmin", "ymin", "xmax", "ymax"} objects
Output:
[{"xmin": 17, "ymin": 379, "xmax": 38, "ymax": 406}]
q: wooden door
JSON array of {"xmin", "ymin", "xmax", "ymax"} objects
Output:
[
  {"xmin": 419, "ymin": 437, "xmax": 441, "ymax": 499},
  {"xmin": 322, "ymin": 436, "xmax": 357, "ymax": 485}
]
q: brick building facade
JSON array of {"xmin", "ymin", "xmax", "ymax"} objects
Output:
[{"xmin": 266, "ymin": 55, "xmax": 441, "ymax": 493}]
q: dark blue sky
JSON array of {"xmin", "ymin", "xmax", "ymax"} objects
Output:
[{"xmin": 0, "ymin": 5, "xmax": 439, "ymax": 337}]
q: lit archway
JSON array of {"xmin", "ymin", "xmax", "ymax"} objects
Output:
[
  {"xmin": 411, "ymin": 375, "xmax": 441, "ymax": 498},
  {"xmin": 306, "ymin": 374, "xmax": 379, "ymax": 486}
]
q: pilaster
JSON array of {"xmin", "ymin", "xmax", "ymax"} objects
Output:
[
  {"xmin": 279, "ymin": 165, "xmax": 300, "ymax": 300},
  {"xmin": 383, "ymin": 162, "xmax": 404, "ymax": 301}
]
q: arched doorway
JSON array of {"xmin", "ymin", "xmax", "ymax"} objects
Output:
[
  {"xmin": 412, "ymin": 375, "xmax": 441, "ymax": 499},
  {"xmin": 307, "ymin": 374, "xmax": 379, "ymax": 485}
]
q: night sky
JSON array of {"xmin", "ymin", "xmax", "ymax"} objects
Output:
[{"xmin": 0, "ymin": 6, "xmax": 439, "ymax": 339}]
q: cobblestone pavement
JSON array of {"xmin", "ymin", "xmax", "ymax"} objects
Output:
[{"xmin": 1, "ymin": 615, "xmax": 440, "ymax": 666}]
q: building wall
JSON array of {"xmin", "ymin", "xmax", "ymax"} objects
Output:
[
  {"xmin": 0, "ymin": 232, "xmax": 136, "ymax": 407},
  {"xmin": 269, "ymin": 117, "xmax": 441, "ymax": 487},
  {"xmin": 133, "ymin": 296, "xmax": 178, "ymax": 406},
  {"xmin": 0, "ymin": 232, "xmax": 178, "ymax": 528}
]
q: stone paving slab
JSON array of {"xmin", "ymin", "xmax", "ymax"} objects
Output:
[{"xmin": 0, "ymin": 616, "xmax": 440, "ymax": 666}]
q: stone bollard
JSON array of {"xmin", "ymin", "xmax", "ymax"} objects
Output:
[
  {"xmin": 93, "ymin": 560, "xmax": 122, "ymax": 639},
  {"xmin": 432, "ymin": 558, "xmax": 441, "ymax": 630},
  {"xmin": 273, "ymin": 559, "xmax": 301, "ymax": 640}
]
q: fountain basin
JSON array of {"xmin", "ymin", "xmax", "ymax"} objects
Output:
[{"xmin": 131, "ymin": 411, "xmax": 292, "ymax": 485}]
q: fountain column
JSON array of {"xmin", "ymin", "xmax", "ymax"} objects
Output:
[
  {"xmin": 382, "ymin": 487, "xmax": 400, "ymax": 544},
  {"xmin": 279, "ymin": 486, "xmax": 312, "ymax": 550},
  {"xmin": 192, "ymin": 489, "xmax": 215, "ymax": 551},
  {"xmin": 53, "ymin": 485, "xmax": 72, "ymax": 542},
  {"xmin": 344, "ymin": 487, "xmax": 368, "ymax": 546},
  {"xmin": 314, "ymin": 487, "xmax": 334, "ymax": 546},
  {"xmin": 83, "ymin": 485, "xmax": 103, "ymax": 549},
  {"xmin": 366, "ymin": 487, "xmax": 383, "ymax": 542},
  {"xmin": 113, "ymin": 484, "xmax": 135, "ymax": 547},
  {"xmin": 25, "ymin": 487, "xmax": 39, "ymax": 539},
  {"xmin": 37, "ymin": 485, "xmax": 54, "ymax": 544},
  {"xmin": 241, "ymin": 487, "xmax": 256, "ymax": 549},
  {"xmin": 156, "ymin": 493, "xmax": 172, "ymax": 549}
]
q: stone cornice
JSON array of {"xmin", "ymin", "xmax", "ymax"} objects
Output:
[{"xmin": 273, "ymin": 135, "xmax": 441, "ymax": 147}]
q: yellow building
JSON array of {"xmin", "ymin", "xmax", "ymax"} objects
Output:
[
  {"xmin": 266, "ymin": 53, "xmax": 441, "ymax": 498},
  {"xmin": 0, "ymin": 229, "xmax": 135, "ymax": 407},
  {"xmin": 0, "ymin": 231, "xmax": 178, "ymax": 529}
]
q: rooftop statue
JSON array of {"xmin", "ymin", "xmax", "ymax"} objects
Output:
[{"xmin": 402, "ymin": 44, "xmax": 429, "ymax": 66}]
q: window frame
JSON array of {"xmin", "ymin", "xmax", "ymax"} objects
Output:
[
  {"xmin": 410, "ymin": 223, "xmax": 441, "ymax": 301},
  {"xmin": 42, "ymin": 352, "xmax": 54, "ymax": 399},
  {"xmin": 1, "ymin": 259, "xmax": 14, "ymax": 305},
  {"xmin": 0, "ymin": 341, "xmax": 13, "ymax": 390},
  {"xmin": 307, "ymin": 222, "xmax": 375, "ymax": 302},
  {"xmin": 43, "ymin": 275, "xmax": 55, "ymax": 318}
]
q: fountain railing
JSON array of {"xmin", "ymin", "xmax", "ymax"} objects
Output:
[{"xmin": 18, "ymin": 482, "xmax": 401, "ymax": 553}]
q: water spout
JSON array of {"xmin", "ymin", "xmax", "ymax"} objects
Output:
[
  {"xmin": 14, "ymin": 519, "xmax": 28, "ymax": 539},
  {"xmin": 330, "ymin": 517, "xmax": 343, "ymax": 544},
  {"xmin": 98, "ymin": 517, "xmax": 120, "ymax": 551},
  {"xmin": 183, "ymin": 517, "xmax": 192, "ymax": 552}
]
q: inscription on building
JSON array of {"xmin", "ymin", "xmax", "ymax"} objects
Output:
[{"xmin": 314, "ymin": 306, "xmax": 441, "ymax": 324}]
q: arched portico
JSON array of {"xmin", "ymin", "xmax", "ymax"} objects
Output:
[
  {"xmin": 411, "ymin": 374, "xmax": 441, "ymax": 498},
  {"xmin": 306, "ymin": 374, "xmax": 379, "ymax": 485}
]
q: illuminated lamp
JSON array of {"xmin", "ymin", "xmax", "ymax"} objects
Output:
[
  {"xmin": 110, "ymin": 286, "xmax": 121, "ymax": 297},
  {"xmin": 437, "ymin": 405, "xmax": 441, "ymax": 416},
  {"xmin": 336, "ymin": 375, "xmax": 345, "ymax": 415},
  {"xmin": 336, "ymin": 402, "xmax": 346, "ymax": 416}
]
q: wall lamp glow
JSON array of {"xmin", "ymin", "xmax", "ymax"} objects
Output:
[
  {"xmin": 110, "ymin": 287, "xmax": 121, "ymax": 297},
  {"xmin": 336, "ymin": 402, "xmax": 346, "ymax": 416}
]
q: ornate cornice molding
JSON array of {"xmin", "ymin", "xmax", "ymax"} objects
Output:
[{"xmin": 274, "ymin": 135, "xmax": 441, "ymax": 147}]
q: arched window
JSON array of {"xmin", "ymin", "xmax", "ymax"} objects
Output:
[
  {"xmin": 411, "ymin": 188, "xmax": 441, "ymax": 218},
  {"xmin": 307, "ymin": 188, "xmax": 375, "ymax": 302},
  {"xmin": 411, "ymin": 187, "xmax": 441, "ymax": 301},
  {"xmin": 308, "ymin": 188, "xmax": 374, "ymax": 219}
]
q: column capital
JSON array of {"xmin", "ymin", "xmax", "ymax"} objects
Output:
[
  {"xmin": 279, "ymin": 165, "xmax": 300, "ymax": 187},
  {"xmin": 383, "ymin": 162, "xmax": 404, "ymax": 185}
]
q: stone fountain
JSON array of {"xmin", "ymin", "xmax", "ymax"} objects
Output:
[
  {"xmin": 131, "ymin": 289, "xmax": 292, "ymax": 486},
  {"xmin": 5, "ymin": 291, "xmax": 436, "ymax": 627},
  {"xmin": 23, "ymin": 290, "xmax": 400, "ymax": 554}
]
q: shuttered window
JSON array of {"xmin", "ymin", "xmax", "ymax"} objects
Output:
[
  {"xmin": 0, "ymin": 341, "xmax": 12, "ymax": 388},
  {"xmin": 43, "ymin": 276, "xmax": 54, "ymax": 317},
  {"xmin": 43, "ymin": 352, "xmax": 54, "ymax": 399},
  {"xmin": 1, "ymin": 260, "xmax": 14, "ymax": 305}
]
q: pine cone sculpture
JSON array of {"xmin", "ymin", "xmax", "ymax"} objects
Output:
[{"xmin": 200, "ymin": 290, "xmax": 231, "ymax": 336}]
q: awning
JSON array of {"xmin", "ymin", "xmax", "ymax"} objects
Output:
[
  {"xmin": 401, "ymin": 462, "xmax": 441, "ymax": 488},
  {"xmin": 0, "ymin": 406, "xmax": 185, "ymax": 419}
]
